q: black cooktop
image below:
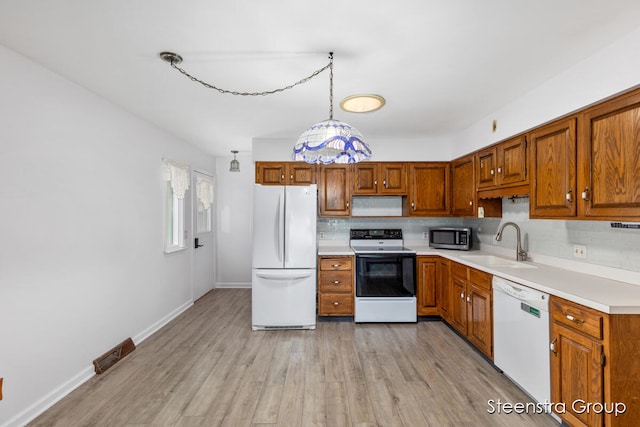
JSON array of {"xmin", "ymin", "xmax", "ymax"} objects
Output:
[{"xmin": 349, "ymin": 229, "xmax": 403, "ymax": 240}]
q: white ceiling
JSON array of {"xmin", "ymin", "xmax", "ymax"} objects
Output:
[{"xmin": 1, "ymin": 0, "xmax": 640, "ymax": 157}]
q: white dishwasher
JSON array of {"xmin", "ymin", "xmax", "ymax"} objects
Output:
[{"xmin": 493, "ymin": 276, "xmax": 550, "ymax": 405}]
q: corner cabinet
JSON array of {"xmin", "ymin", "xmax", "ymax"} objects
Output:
[
  {"xmin": 578, "ymin": 89, "xmax": 640, "ymax": 220},
  {"xmin": 549, "ymin": 296, "xmax": 640, "ymax": 427},
  {"xmin": 451, "ymin": 154, "xmax": 501, "ymax": 217},
  {"xmin": 255, "ymin": 162, "xmax": 316, "ymax": 185},
  {"xmin": 476, "ymin": 135, "xmax": 529, "ymax": 198},
  {"xmin": 447, "ymin": 262, "xmax": 493, "ymax": 359},
  {"xmin": 405, "ymin": 162, "xmax": 450, "ymax": 216},
  {"xmin": 317, "ymin": 256, "xmax": 354, "ymax": 316},
  {"xmin": 529, "ymin": 117, "xmax": 578, "ymax": 218},
  {"xmin": 317, "ymin": 164, "xmax": 351, "ymax": 216}
]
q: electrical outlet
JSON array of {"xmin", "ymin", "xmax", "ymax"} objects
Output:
[
  {"xmin": 423, "ymin": 231, "xmax": 429, "ymax": 240},
  {"xmin": 319, "ymin": 232, "xmax": 325, "ymax": 240},
  {"xmin": 573, "ymin": 244, "xmax": 587, "ymax": 259}
]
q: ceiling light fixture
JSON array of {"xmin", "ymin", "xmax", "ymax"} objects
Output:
[
  {"xmin": 340, "ymin": 94, "xmax": 386, "ymax": 113},
  {"xmin": 159, "ymin": 51, "xmax": 371, "ymax": 165},
  {"xmin": 229, "ymin": 150, "xmax": 240, "ymax": 172},
  {"xmin": 293, "ymin": 53, "xmax": 372, "ymax": 164}
]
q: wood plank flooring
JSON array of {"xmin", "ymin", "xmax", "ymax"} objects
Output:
[{"xmin": 29, "ymin": 289, "xmax": 558, "ymax": 426}]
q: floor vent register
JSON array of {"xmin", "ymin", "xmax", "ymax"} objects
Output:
[{"xmin": 92, "ymin": 337, "xmax": 136, "ymax": 374}]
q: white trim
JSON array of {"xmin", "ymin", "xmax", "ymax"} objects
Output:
[
  {"xmin": 215, "ymin": 282, "xmax": 252, "ymax": 289},
  {"xmin": 133, "ymin": 300, "xmax": 194, "ymax": 344},
  {"xmin": 2, "ymin": 300, "xmax": 195, "ymax": 427},
  {"xmin": 1, "ymin": 367, "xmax": 94, "ymax": 427}
]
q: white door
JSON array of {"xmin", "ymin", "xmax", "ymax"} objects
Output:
[{"xmin": 193, "ymin": 171, "xmax": 215, "ymax": 300}]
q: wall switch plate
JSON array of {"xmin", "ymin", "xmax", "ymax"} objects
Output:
[
  {"xmin": 573, "ymin": 244, "xmax": 587, "ymax": 259},
  {"xmin": 423, "ymin": 231, "xmax": 429, "ymax": 239}
]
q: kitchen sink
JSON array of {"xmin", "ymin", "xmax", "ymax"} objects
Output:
[{"xmin": 459, "ymin": 255, "xmax": 537, "ymax": 269}]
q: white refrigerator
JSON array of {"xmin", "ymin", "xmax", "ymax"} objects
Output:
[{"xmin": 252, "ymin": 184, "xmax": 317, "ymax": 330}]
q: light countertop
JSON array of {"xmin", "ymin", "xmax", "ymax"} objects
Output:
[{"xmin": 317, "ymin": 241, "xmax": 640, "ymax": 314}]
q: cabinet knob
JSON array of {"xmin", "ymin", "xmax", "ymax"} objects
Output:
[
  {"xmin": 490, "ymin": 169, "xmax": 495, "ymax": 176},
  {"xmin": 550, "ymin": 338, "xmax": 557, "ymax": 355},
  {"xmin": 346, "ymin": 201, "xmax": 349, "ymax": 208},
  {"xmin": 332, "ymin": 264, "xmax": 341, "ymax": 268},
  {"xmin": 332, "ymin": 280, "xmax": 341, "ymax": 284},
  {"xmin": 497, "ymin": 166, "xmax": 502, "ymax": 174},
  {"xmin": 581, "ymin": 187, "xmax": 590, "ymax": 202},
  {"xmin": 383, "ymin": 179, "xmax": 387, "ymax": 188},
  {"xmin": 290, "ymin": 174, "xmax": 293, "ymax": 180},
  {"xmin": 565, "ymin": 188, "xmax": 573, "ymax": 203},
  {"xmin": 411, "ymin": 201, "xmax": 415, "ymax": 210},
  {"xmin": 374, "ymin": 180, "xmax": 378, "ymax": 186},
  {"xmin": 466, "ymin": 296, "xmax": 470, "ymax": 303},
  {"xmin": 565, "ymin": 313, "xmax": 585, "ymax": 324},
  {"xmin": 333, "ymin": 301, "xmax": 340, "ymax": 306},
  {"xmin": 460, "ymin": 292, "xmax": 465, "ymax": 299},
  {"xmin": 469, "ymin": 200, "xmax": 473, "ymax": 206},
  {"xmin": 281, "ymin": 174, "xmax": 285, "ymax": 180}
]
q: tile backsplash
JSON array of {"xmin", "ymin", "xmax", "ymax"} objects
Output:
[{"xmin": 318, "ymin": 197, "xmax": 640, "ymax": 273}]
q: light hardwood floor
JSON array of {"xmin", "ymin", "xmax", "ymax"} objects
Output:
[{"xmin": 29, "ymin": 289, "xmax": 558, "ymax": 426}]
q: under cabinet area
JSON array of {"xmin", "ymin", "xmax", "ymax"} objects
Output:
[
  {"xmin": 549, "ymin": 296, "xmax": 640, "ymax": 427},
  {"xmin": 317, "ymin": 256, "xmax": 354, "ymax": 316}
]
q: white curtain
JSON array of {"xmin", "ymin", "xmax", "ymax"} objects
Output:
[
  {"xmin": 162, "ymin": 159, "xmax": 190, "ymax": 199},
  {"xmin": 197, "ymin": 176, "xmax": 214, "ymax": 208}
]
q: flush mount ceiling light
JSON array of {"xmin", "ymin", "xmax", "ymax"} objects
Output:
[
  {"xmin": 293, "ymin": 53, "xmax": 372, "ymax": 164},
  {"xmin": 229, "ymin": 150, "xmax": 240, "ymax": 172},
  {"xmin": 159, "ymin": 51, "xmax": 371, "ymax": 165},
  {"xmin": 340, "ymin": 94, "xmax": 386, "ymax": 113}
]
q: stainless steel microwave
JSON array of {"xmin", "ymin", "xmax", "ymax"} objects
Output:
[{"xmin": 428, "ymin": 227, "xmax": 472, "ymax": 250}]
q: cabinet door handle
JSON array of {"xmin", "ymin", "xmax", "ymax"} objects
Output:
[
  {"xmin": 550, "ymin": 338, "xmax": 557, "ymax": 355},
  {"xmin": 497, "ymin": 166, "xmax": 502, "ymax": 174},
  {"xmin": 281, "ymin": 174, "xmax": 285, "ymax": 180},
  {"xmin": 411, "ymin": 201, "xmax": 415, "ymax": 210},
  {"xmin": 490, "ymin": 168, "xmax": 495, "ymax": 175},
  {"xmin": 332, "ymin": 280, "xmax": 341, "ymax": 284},
  {"xmin": 565, "ymin": 313, "xmax": 585, "ymax": 324},
  {"xmin": 566, "ymin": 188, "xmax": 573, "ymax": 203},
  {"xmin": 290, "ymin": 174, "xmax": 294, "ymax": 180},
  {"xmin": 331, "ymin": 264, "xmax": 341, "ymax": 269},
  {"xmin": 346, "ymin": 201, "xmax": 350, "ymax": 209},
  {"xmin": 460, "ymin": 292, "xmax": 465, "ymax": 299},
  {"xmin": 581, "ymin": 187, "xmax": 590, "ymax": 202},
  {"xmin": 466, "ymin": 295, "xmax": 470, "ymax": 303},
  {"xmin": 333, "ymin": 301, "xmax": 340, "ymax": 306},
  {"xmin": 383, "ymin": 179, "xmax": 387, "ymax": 188},
  {"xmin": 374, "ymin": 180, "xmax": 378, "ymax": 187},
  {"xmin": 469, "ymin": 200, "xmax": 473, "ymax": 206}
]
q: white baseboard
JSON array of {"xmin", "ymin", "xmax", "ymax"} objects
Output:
[
  {"xmin": 2, "ymin": 367, "xmax": 94, "ymax": 427},
  {"xmin": 215, "ymin": 282, "xmax": 251, "ymax": 289},
  {"xmin": 3, "ymin": 300, "xmax": 194, "ymax": 427}
]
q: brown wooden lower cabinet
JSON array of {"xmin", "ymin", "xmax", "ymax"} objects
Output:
[
  {"xmin": 436, "ymin": 257, "xmax": 451, "ymax": 322},
  {"xmin": 417, "ymin": 256, "xmax": 438, "ymax": 316},
  {"xmin": 446, "ymin": 261, "xmax": 493, "ymax": 359},
  {"xmin": 549, "ymin": 296, "xmax": 640, "ymax": 427},
  {"xmin": 317, "ymin": 256, "xmax": 354, "ymax": 316}
]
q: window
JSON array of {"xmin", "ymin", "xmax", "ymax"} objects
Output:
[
  {"xmin": 163, "ymin": 159, "xmax": 190, "ymax": 252},
  {"xmin": 196, "ymin": 176, "xmax": 214, "ymax": 233}
]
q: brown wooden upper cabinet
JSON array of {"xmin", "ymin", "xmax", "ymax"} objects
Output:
[
  {"xmin": 451, "ymin": 155, "xmax": 476, "ymax": 217},
  {"xmin": 579, "ymin": 89, "xmax": 640, "ymax": 220},
  {"xmin": 317, "ymin": 164, "xmax": 351, "ymax": 216},
  {"xmin": 529, "ymin": 117, "xmax": 578, "ymax": 219},
  {"xmin": 353, "ymin": 162, "xmax": 407, "ymax": 195},
  {"xmin": 476, "ymin": 135, "xmax": 528, "ymax": 197},
  {"xmin": 405, "ymin": 162, "xmax": 450, "ymax": 216},
  {"xmin": 255, "ymin": 161, "xmax": 316, "ymax": 185}
]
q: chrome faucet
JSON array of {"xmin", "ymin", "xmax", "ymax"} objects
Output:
[{"xmin": 495, "ymin": 222, "xmax": 528, "ymax": 261}]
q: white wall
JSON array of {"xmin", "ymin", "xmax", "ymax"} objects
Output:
[
  {"xmin": 453, "ymin": 26, "xmax": 640, "ymax": 157},
  {"xmin": 214, "ymin": 153, "xmax": 253, "ymax": 287},
  {"xmin": 0, "ymin": 45, "xmax": 214, "ymax": 427},
  {"xmin": 253, "ymin": 136, "xmax": 454, "ymax": 162}
]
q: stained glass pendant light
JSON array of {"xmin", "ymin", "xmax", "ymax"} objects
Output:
[{"xmin": 293, "ymin": 53, "xmax": 372, "ymax": 164}]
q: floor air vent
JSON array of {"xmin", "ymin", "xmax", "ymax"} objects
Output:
[{"xmin": 93, "ymin": 337, "xmax": 135, "ymax": 374}]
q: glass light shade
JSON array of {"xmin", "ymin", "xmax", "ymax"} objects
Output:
[
  {"xmin": 340, "ymin": 94, "xmax": 385, "ymax": 113},
  {"xmin": 229, "ymin": 159, "xmax": 240, "ymax": 172},
  {"xmin": 292, "ymin": 119, "xmax": 372, "ymax": 164}
]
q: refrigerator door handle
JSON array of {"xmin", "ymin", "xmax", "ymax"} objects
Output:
[
  {"xmin": 276, "ymin": 191, "xmax": 285, "ymax": 263},
  {"xmin": 255, "ymin": 271, "xmax": 314, "ymax": 281}
]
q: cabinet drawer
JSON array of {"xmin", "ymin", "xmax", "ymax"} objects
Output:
[
  {"xmin": 319, "ymin": 271, "xmax": 352, "ymax": 293},
  {"xmin": 469, "ymin": 268, "xmax": 492, "ymax": 290},
  {"xmin": 320, "ymin": 257, "xmax": 353, "ymax": 271},
  {"xmin": 450, "ymin": 262, "xmax": 468, "ymax": 279},
  {"xmin": 319, "ymin": 293, "xmax": 354, "ymax": 315},
  {"xmin": 551, "ymin": 297, "xmax": 604, "ymax": 340}
]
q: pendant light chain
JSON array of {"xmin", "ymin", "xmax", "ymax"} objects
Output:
[
  {"xmin": 328, "ymin": 52, "xmax": 334, "ymax": 120},
  {"xmin": 164, "ymin": 53, "xmax": 332, "ymax": 97}
]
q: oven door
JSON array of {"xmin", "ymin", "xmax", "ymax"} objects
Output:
[{"xmin": 355, "ymin": 254, "xmax": 416, "ymax": 297}]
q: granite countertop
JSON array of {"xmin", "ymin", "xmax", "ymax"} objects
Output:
[{"xmin": 317, "ymin": 241, "xmax": 640, "ymax": 314}]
